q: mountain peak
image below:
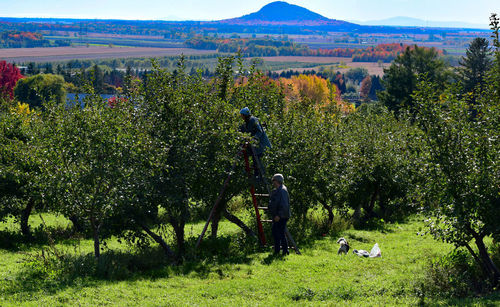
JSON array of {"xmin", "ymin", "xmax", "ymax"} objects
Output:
[
  {"xmin": 219, "ymin": 1, "xmax": 353, "ymax": 26},
  {"xmin": 250, "ymin": 1, "xmax": 330, "ymax": 22}
]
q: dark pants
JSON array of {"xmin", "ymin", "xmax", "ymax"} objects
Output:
[
  {"xmin": 247, "ymin": 148, "xmax": 264, "ymax": 178},
  {"xmin": 272, "ymin": 218, "xmax": 288, "ymax": 254},
  {"xmin": 253, "ymin": 152, "xmax": 264, "ymax": 178}
]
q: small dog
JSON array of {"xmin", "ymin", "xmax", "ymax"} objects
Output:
[{"xmin": 337, "ymin": 237, "xmax": 350, "ymax": 255}]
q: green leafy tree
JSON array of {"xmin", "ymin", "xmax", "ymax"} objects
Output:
[
  {"xmin": 378, "ymin": 45, "xmax": 448, "ymax": 114},
  {"xmin": 345, "ymin": 67, "xmax": 368, "ymax": 84},
  {"xmin": 14, "ymin": 74, "xmax": 66, "ymax": 109},
  {"xmin": 414, "ymin": 81, "xmax": 499, "ymax": 286},
  {"xmin": 0, "ymin": 110, "xmax": 39, "ymax": 237},
  {"xmin": 413, "ymin": 21, "xmax": 500, "ymax": 285},
  {"xmin": 331, "ymin": 104, "xmax": 424, "ymax": 226},
  {"xmin": 35, "ymin": 96, "xmax": 152, "ymax": 258},
  {"xmin": 136, "ymin": 58, "xmax": 242, "ymax": 256},
  {"xmin": 456, "ymin": 37, "xmax": 492, "ymax": 104},
  {"xmin": 90, "ymin": 64, "xmax": 105, "ymax": 94}
]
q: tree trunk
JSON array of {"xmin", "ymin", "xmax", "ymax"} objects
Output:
[
  {"xmin": 223, "ymin": 209, "xmax": 258, "ymax": 240},
  {"xmin": 171, "ymin": 218, "xmax": 185, "ymax": 256},
  {"xmin": 211, "ymin": 199, "xmax": 225, "ymax": 239},
  {"xmin": 321, "ymin": 201, "xmax": 334, "ymax": 226},
  {"xmin": 464, "ymin": 242, "xmax": 489, "ymax": 278},
  {"xmin": 90, "ymin": 216, "xmax": 100, "ymax": 258},
  {"xmin": 366, "ymin": 186, "xmax": 379, "ymax": 218},
  {"xmin": 69, "ymin": 215, "xmax": 84, "ymax": 233},
  {"xmin": 139, "ymin": 222, "xmax": 176, "ymax": 260},
  {"xmin": 475, "ymin": 236, "xmax": 500, "ymax": 286},
  {"xmin": 20, "ymin": 199, "xmax": 34, "ymax": 238},
  {"xmin": 353, "ymin": 204, "xmax": 362, "ymax": 223}
]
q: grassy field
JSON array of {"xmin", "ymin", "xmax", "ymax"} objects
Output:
[
  {"xmin": 0, "ymin": 46, "xmax": 216, "ymax": 63},
  {"xmin": 46, "ymin": 35, "xmax": 185, "ymax": 49},
  {"xmin": 1, "ymin": 213, "xmax": 499, "ymax": 306},
  {"xmin": 258, "ymin": 56, "xmax": 389, "ymax": 76}
]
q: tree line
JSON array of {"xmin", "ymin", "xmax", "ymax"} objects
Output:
[
  {"xmin": 186, "ymin": 36, "xmax": 446, "ymax": 62},
  {"xmin": 0, "ymin": 30, "xmax": 70, "ymax": 48}
]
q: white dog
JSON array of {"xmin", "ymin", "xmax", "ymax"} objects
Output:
[{"xmin": 337, "ymin": 237, "xmax": 350, "ymax": 255}]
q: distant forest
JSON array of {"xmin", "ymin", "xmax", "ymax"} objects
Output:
[
  {"xmin": 0, "ymin": 30, "xmax": 70, "ymax": 48},
  {"xmin": 186, "ymin": 36, "xmax": 444, "ymax": 62}
]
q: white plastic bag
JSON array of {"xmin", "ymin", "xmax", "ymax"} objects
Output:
[{"xmin": 369, "ymin": 243, "xmax": 381, "ymax": 258}]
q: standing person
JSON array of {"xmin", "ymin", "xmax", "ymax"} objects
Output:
[
  {"xmin": 269, "ymin": 173, "xmax": 291, "ymax": 255},
  {"xmin": 239, "ymin": 107, "xmax": 271, "ymax": 178}
]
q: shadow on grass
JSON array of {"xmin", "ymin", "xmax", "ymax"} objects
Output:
[
  {"xmin": 2, "ymin": 233, "xmax": 262, "ymax": 299},
  {"xmin": 3, "ymin": 216, "xmax": 416, "ymax": 300},
  {"xmin": 261, "ymin": 253, "xmax": 289, "ymax": 265},
  {"xmin": 0, "ymin": 225, "xmax": 81, "ymax": 251},
  {"xmin": 418, "ymin": 291, "xmax": 500, "ymax": 306},
  {"xmin": 355, "ymin": 220, "xmax": 397, "ymax": 233}
]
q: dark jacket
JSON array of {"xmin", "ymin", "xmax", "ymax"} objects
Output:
[
  {"xmin": 240, "ymin": 116, "xmax": 271, "ymax": 155},
  {"xmin": 269, "ymin": 184, "xmax": 291, "ymax": 219}
]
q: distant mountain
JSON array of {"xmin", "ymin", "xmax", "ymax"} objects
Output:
[
  {"xmin": 352, "ymin": 16, "xmax": 488, "ymax": 29},
  {"xmin": 218, "ymin": 1, "xmax": 357, "ymax": 27}
]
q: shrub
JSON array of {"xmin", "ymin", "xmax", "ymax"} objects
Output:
[{"xmin": 416, "ymin": 249, "xmax": 495, "ymax": 298}]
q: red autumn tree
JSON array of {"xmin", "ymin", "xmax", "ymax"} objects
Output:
[
  {"xmin": 360, "ymin": 75, "xmax": 372, "ymax": 100},
  {"xmin": 0, "ymin": 61, "xmax": 24, "ymax": 99}
]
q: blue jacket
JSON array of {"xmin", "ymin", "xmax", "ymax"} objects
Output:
[
  {"xmin": 240, "ymin": 116, "xmax": 271, "ymax": 155},
  {"xmin": 269, "ymin": 184, "xmax": 291, "ymax": 219}
]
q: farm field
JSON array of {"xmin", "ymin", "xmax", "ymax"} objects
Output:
[
  {"xmin": 49, "ymin": 31, "xmax": 166, "ymax": 40},
  {"xmin": 0, "ymin": 46, "xmax": 217, "ymax": 63},
  {"xmin": 45, "ymin": 35, "xmax": 185, "ymax": 48},
  {"xmin": 258, "ymin": 56, "xmax": 389, "ymax": 76},
  {"xmin": 1, "ymin": 214, "xmax": 498, "ymax": 306}
]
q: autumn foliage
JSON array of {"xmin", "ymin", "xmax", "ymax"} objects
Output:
[
  {"xmin": 107, "ymin": 96, "xmax": 128, "ymax": 108},
  {"xmin": 187, "ymin": 36, "xmax": 444, "ymax": 63},
  {"xmin": 279, "ymin": 74, "xmax": 353, "ymax": 112},
  {"xmin": 0, "ymin": 61, "xmax": 24, "ymax": 99},
  {"xmin": 360, "ymin": 76, "xmax": 372, "ymax": 99},
  {"xmin": 0, "ymin": 30, "xmax": 51, "ymax": 48},
  {"xmin": 313, "ymin": 43, "xmax": 444, "ymax": 62}
]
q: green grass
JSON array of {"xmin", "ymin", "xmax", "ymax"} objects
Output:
[
  {"xmin": 0, "ymin": 214, "xmax": 498, "ymax": 306},
  {"xmin": 45, "ymin": 36, "xmax": 185, "ymax": 48}
]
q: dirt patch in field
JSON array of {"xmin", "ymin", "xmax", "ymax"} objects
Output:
[
  {"xmin": 0, "ymin": 46, "xmax": 216, "ymax": 63},
  {"xmin": 337, "ymin": 61, "xmax": 388, "ymax": 76}
]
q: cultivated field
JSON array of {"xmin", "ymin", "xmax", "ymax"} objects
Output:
[
  {"xmin": 258, "ymin": 56, "xmax": 389, "ymax": 76},
  {"xmin": 56, "ymin": 31, "xmax": 166, "ymax": 40},
  {"xmin": 0, "ymin": 46, "xmax": 217, "ymax": 63}
]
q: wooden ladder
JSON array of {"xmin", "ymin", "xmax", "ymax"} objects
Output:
[
  {"xmin": 196, "ymin": 143, "xmax": 300, "ymax": 255},
  {"xmin": 245, "ymin": 145, "xmax": 301, "ymax": 255}
]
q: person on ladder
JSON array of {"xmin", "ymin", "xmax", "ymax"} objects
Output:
[
  {"xmin": 269, "ymin": 174, "xmax": 291, "ymax": 256},
  {"xmin": 239, "ymin": 107, "xmax": 271, "ymax": 179}
]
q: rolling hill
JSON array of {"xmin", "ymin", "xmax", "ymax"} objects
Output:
[{"xmin": 218, "ymin": 1, "xmax": 357, "ymax": 27}]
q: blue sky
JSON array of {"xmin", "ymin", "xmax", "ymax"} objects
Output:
[{"xmin": 1, "ymin": 0, "xmax": 497, "ymax": 25}]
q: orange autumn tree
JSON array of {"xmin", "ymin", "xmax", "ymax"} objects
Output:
[
  {"xmin": 279, "ymin": 74, "xmax": 353, "ymax": 113},
  {"xmin": 360, "ymin": 75, "xmax": 372, "ymax": 100}
]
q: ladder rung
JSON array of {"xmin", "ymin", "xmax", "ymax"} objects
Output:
[
  {"xmin": 258, "ymin": 206, "xmax": 268, "ymax": 210},
  {"xmin": 255, "ymin": 194, "xmax": 269, "ymax": 197}
]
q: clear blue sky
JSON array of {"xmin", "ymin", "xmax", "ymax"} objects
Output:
[{"xmin": 1, "ymin": 0, "xmax": 497, "ymax": 25}]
